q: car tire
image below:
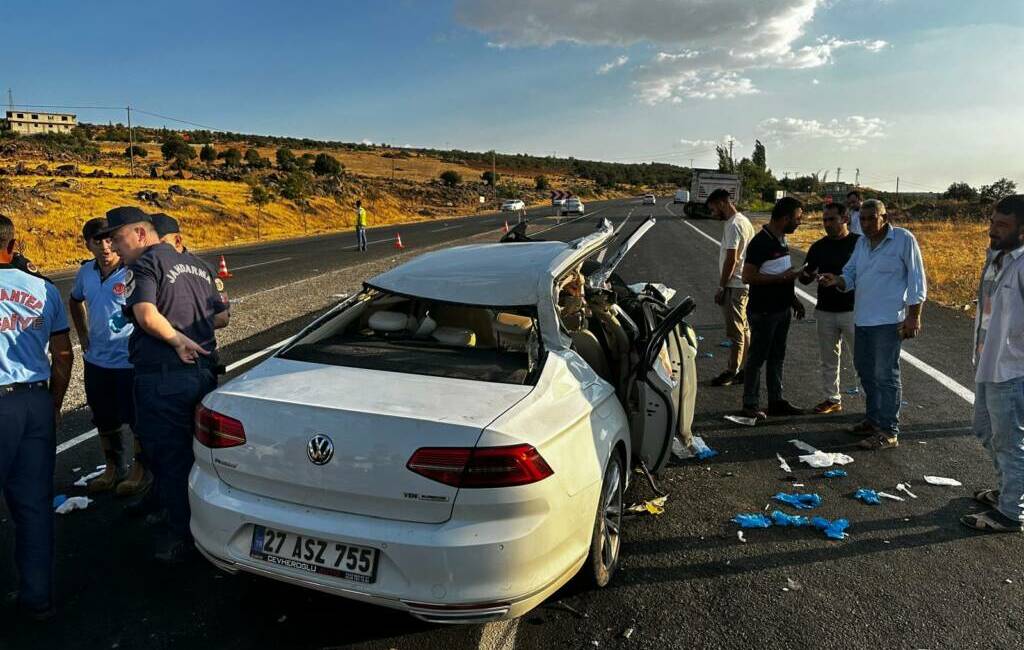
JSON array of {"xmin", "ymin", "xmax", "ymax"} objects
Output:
[{"xmin": 584, "ymin": 452, "xmax": 623, "ymax": 588}]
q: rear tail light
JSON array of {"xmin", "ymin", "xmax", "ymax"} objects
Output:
[
  {"xmin": 407, "ymin": 444, "xmax": 554, "ymax": 488},
  {"xmin": 195, "ymin": 405, "xmax": 246, "ymax": 448}
]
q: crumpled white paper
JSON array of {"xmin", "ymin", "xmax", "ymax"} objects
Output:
[
  {"xmin": 776, "ymin": 453, "xmax": 793, "ymax": 473},
  {"xmin": 55, "ymin": 496, "xmax": 93, "ymax": 514},
  {"xmin": 924, "ymin": 475, "xmax": 962, "ymax": 487},
  {"xmin": 789, "ymin": 440, "xmax": 854, "ymax": 468}
]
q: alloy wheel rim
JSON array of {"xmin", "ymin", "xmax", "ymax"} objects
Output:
[{"xmin": 600, "ymin": 461, "xmax": 622, "ymax": 571}]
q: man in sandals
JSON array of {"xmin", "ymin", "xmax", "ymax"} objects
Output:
[{"xmin": 962, "ymin": 195, "xmax": 1024, "ymax": 533}]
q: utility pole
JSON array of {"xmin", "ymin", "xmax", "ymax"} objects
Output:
[
  {"xmin": 836, "ymin": 167, "xmax": 841, "ymax": 184},
  {"xmin": 855, "ymin": 168, "xmax": 860, "ymax": 186},
  {"xmin": 689, "ymin": 158, "xmax": 694, "ymax": 169},
  {"xmin": 126, "ymin": 105, "xmax": 135, "ymax": 177},
  {"xmin": 491, "ymin": 150, "xmax": 497, "ymax": 202},
  {"xmin": 728, "ymin": 138, "xmax": 734, "ymax": 172},
  {"xmin": 895, "ymin": 176, "xmax": 900, "ymax": 207},
  {"xmin": 6, "ymin": 89, "xmax": 12, "ymax": 110}
]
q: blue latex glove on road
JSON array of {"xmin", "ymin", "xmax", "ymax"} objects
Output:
[
  {"xmin": 773, "ymin": 492, "xmax": 823, "ymax": 510},
  {"xmin": 854, "ymin": 488, "xmax": 881, "ymax": 505},
  {"xmin": 823, "ymin": 469, "xmax": 848, "ymax": 478},
  {"xmin": 771, "ymin": 510, "xmax": 810, "ymax": 527},
  {"xmin": 732, "ymin": 513, "xmax": 772, "ymax": 528},
  {"xmin": 812, "ymin": 516, "xmax": 850, "ymax": 540}
]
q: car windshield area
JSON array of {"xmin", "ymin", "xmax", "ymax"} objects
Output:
[{"xmin": 279, "ymin": 290, "xmax": 543, "ymax": 385}]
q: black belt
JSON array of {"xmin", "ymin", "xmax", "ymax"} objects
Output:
[{"xmin": 0, "ymin": 381, "xmax": 48, "ymax": 396}]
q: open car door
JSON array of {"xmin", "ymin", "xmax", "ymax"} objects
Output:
[{"xmin": 627, "ymin": 297, "xmax": 696, "ymax": 474}]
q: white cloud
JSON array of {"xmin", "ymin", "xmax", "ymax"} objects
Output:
[
  {"xmin": 680, "ymin": 134, "xmax": 742, "ymax": 150},
  {"xmin": 758, "ymin": 115, "xmax": 887, "ymax": 149},
  {"xmin": 597, "ymin": 55, "xmax": 629, "ymax": 74},
  {"xmin": 455, "ymin": 0, "xmax": 888, "ymax": 104},
  {"xmin": 812, "ymin": 78, "xmax": 820, "ymax": 85}
]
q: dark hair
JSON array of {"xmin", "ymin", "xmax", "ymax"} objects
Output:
[
  {"xmin": 82, "ymin": 217, "xmax": 108, "ymax": 240},
  {"xmin": 0, "ymin": 213, "xmax": 13, "ymax": 247},
  {"xmin": 705, "ymin": 188, "xmax": 731, "ymax": 206},
  {"xmin": 771, "ymin": 196, "xmax": 803, "ymax": 221},
  {"xmin": 995, "ymin": 195, "xmax": 1024, "ymax": 227},
  {"xmin": 846, "ymin": 190, "xmax": 861, "ymax": 200},
  {"xmin": 824, "ymin": 202, "xmax": 847, "ymax": 217},
  {"xmin": 356, "ymin": 200, "xmax": 362, "ymax": 207}
]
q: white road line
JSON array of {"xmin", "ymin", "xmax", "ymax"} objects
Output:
[
  {"xmin": 478, "ymin": 619, "xmax": 519, "ymax": 650},
  {"xmin": 229, "ymin": 257, "xmax": 292, "ymax": 272},
  {"xmin": 56, "ymin": 337, "xmax": 292, "ymax": 456},
  {"xmin": 679, "ymin": 218, "xmax": 976, "ymax": 405}
]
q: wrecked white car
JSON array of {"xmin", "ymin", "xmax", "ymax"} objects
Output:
[{"xmin": 188, "ymin": 216, "xmax": 698, "ymax": 623}]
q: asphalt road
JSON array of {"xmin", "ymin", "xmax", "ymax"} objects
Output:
[{"xmin": 3, "ymin": 197, "xmax": 1019, "ymax": 650}]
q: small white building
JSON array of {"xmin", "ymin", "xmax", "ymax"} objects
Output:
[{"xmin": 5, "ymin": 110, "xmax": 77, "ymax": 135}]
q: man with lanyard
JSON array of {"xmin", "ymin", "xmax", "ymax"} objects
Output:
[
  {"xmin": 0, "ymin": 213, "xmax": 74, "ymax": 620},
  {"xmin": 962, "ymin": 195, "xmax": 1024, "ymax": 533},
  {"xmin": 707, "ymin": 188, "xmax": 756, "ymax": 387},
  {"xmin": 102, "ymin": 206, "xmax": 230, "ymax": 562},
  {"xmin": 739, "ymin": 197, "xmax": 807, "ymax": 421},
  {"xmin": 820, "ymin": 199, "xmax": 927, "ymax": 450},
  {"xmin": 799, "ymin": 202, "xmax": 860, "ymax": 414},
  {"xmin": 846, "ymin": 190, "xmax": 863, "ymax": 236},
  {"xmin": 355, "ymin": 199, "xmax": 368, "ymax": 252},
  {"xmin": 68, "ymin": 218, "xmax": 150, "ymax": 496}
]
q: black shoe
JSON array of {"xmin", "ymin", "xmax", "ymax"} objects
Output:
[
  {"xmin": 7, "ymin": 592, "xmax": 55, "ymax": 621},
  {"xmin": 733, "ymin": 369, "xmax": 745, "ymax": 383},
  {"xmin": 154, "ymin": 538, "xmax": 197, "ymax": 564},
  {"xmin": 740, "ymin": 407, "xmax": 768, "ymax": 421},
  {"xmin": 710, "ymin": 371, "xmax": 740, "ymax": 387},
  {"xmin": 767, "ymin": 400, "xmax": 807, "ymax": 416}
]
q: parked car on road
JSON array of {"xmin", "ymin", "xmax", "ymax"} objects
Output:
[
  {"xmin": 551, "ymin": 197, "xmax": 567, "ymax": 208},
  {"xmin": 561, "ymin": 197, "xmax": 585, "ymax": 215},
  {"xmin": 500, "ymin": 199, "xmax": 526, "ymax": 212},
  {"xmin": 642, "ymin": 194, "xmax": 656, "ymax": 205},
  {"xmin": 190, "ymin": 217, "xmax": 698, "ymax": 624}
]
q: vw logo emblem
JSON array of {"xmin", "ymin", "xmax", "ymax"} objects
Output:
[{"xmin": 307, "ymin": 434, "xmax": 334, "ymax": 465}]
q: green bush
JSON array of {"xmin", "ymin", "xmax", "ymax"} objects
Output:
[
  {"xmin": 124, "ymin": 145, "xmax": 148, "ymax": 159},
  {"xmin": 439, "ymin": 170, "xmax": 462, "ymax": 187},
  {"xmin": 199, "ymin": 144, "xmax": 216, "ymax": 163},
  {"xmin": 280, "ymin": 170, "xmax": 313, "ymax": 201},
  {"xmin": 218, "ymin": 147, "xmax": 243, "ymax": 167},
  {"xmin": 313, "ymin": 153, "xmax": 343, "ymax": 176},
  {"xmin": 161, "ymin": 134, "xmax": 195, "ymax": 162}
]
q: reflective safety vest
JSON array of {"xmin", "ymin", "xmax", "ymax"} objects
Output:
[{"xmin": 356, "ymin": 207, "xmax": 368, "ymax": 227}]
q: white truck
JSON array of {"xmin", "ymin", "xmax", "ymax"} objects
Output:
[{"xmin": 682, "ymin": 170, "xmax": 742, "ymax": 219}]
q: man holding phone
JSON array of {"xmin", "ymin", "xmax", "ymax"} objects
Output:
[
  {"xmin": 819, "ymin": 199, "xmax": 927, "ymax": 450},
  {"xmin": 738, "ymin": 197, "xmax": 807, "ymax": 421}
]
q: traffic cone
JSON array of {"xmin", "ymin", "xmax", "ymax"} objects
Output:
[
  {"xmin": 394, "ymin": 233, "xmax": 404, "ymax": 250},
  {"xmin": 504, "ymin": 220, "xmax": 510, "ymax": 233},
  {"xmin": 217, "ymin": 255, "xmax": 232, "ymax": 279}
]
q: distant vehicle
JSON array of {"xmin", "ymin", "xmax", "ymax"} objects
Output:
[
  {"xmin": 501, "ymin": 199, "xmax": 526, "ymax": 212},
  {"xmin": 642, "ymin": 194, "xmax": 656, "ymax": 205},
  {"xmin": 562, "ymin": 197, "xmax": 584, "ymax": 216},
  {"xmin": 673, "ymin": 189, "xmax": 690, "ymax": 204},
  {"xmin": 683, "ymin": 170, "xmax": 742, "ymax": 219}
]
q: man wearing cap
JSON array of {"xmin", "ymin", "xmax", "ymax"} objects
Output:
[
  {"xmin": 104, "ymin": 206, "xmax": 230, "ymax": 562},
  {"xmin": 152, "ymin": 213, "xmax": 184, "ymax": 253},
  {"xmin": 0, "ymin": 213, "xmax": 74, "ymax": 620},
  {"xmin": 68, "ymin": 218, "xmax": 150, "ymax": 496}
]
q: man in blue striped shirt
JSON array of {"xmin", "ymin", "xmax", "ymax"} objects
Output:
[{"xmin": 820, "ymin": 199, "xmax": 927, "ymax": 450}]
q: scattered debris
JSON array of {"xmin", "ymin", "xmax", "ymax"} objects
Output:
[
  {"xmin": 792, "ymin": 483, "xmax": 805, "ymax": 487},
  {"xmin": 627, "ymin": 496, "xmax": 668, "ymax": 516},
  {"xmin": 846, "ymin": 386, "xmax": 861, "ymax": 395},
  {"xmin": 277, "ymin": 615, "xmax": 287, "ymax": 623},
  {"xmin": 854, "ymin": 488, "xmax": 881, "ymax": 505},
  {"xmin": 878, "ymin": 491, "xmax": 905, "ymax": 502},
  {"xmin": 55, "ymin": 496, "xmax": 93, "ymax": 514},
  {"xmin": 811, "ymin": 516, "xmax": 850, "ymax": 540},
  {"xmin": 772, "ymin": 511, "xmax": 811, "ymax": 527},
  {"xmin": 53, "ymin": 494, "xmax": 68, "ymax": 509},
  {"xmin": 1007, "ymin": 579, "xmax": 1014, "ymax": 584},
  {"xmin": 718, "ymin": 339, "xmax": 734, "ymax": 348},
  {"xmin": 693, "ymin": 437, "xmax": 718, "ymax": 460},
  {"xmin": 550, "ymin": 601, "xmax": 588, "ymax": 619},
  {"xmin": 737, "ymin": 531, "xmax": 747, "ymax": 543},
  {"xmin": 776, "ymin": 453, "xmax": 793, "ymax": 473},
  {"xmin": 622, "ymin": 627, "xmax": 635, "ymax": 640},
  {"xmin": 697, "ymin": 335, "xmax": 705, "ymax": 341},
  {"xmin": 74, "ymin": 467, "xmax": 107, "ymax": 487},
  {"xmin": 789, "ymin": 439, "xmax": 854, "ymax": 468},
  {"xmin": 924, "ymin": 475, "xmax": 963, "ymax": 487},
  {"xmin": 823, "ymin": 469, "xmax": 848, "ymax": 479},
  {"xmin": 896, "ymin": 483, "xmax": 918, "ymax": 499},
  {"xmin": 72, "ymin": 467, "xmax": 81, "ymax": 473},
  {"xmin": 725, "ymin": 415, "xmax": 757, "ymax": 427},
  {"xmin": 733, "ymin": 513, "xmax": 772, "ymax": 528},
  {"xmin": 773, "ymin": 492, "xmax": 823, "ymax": 510},
  {"xmin": 786, "ymin": 577, "xmax": 803, "ymax": 591}
]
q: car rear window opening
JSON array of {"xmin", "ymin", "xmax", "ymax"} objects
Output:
[{"xmin": 279, "ymin": 291, "xmax": 543, "ymax": 385}]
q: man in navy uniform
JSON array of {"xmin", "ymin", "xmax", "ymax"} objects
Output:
[
  {"xmin": 152, "ymin": 213, "xmax": 185, "ymax": 253},
  {"xmin": 103, "ymin": 206, "xmax": 229, "ymax": 562},
  {"xmin": 0, "ymin": 213, "xmax": 74, "ymax": 619},
  {"xmin": 68, "ymin": 217, "xmax": 151, "ymax": 495}
]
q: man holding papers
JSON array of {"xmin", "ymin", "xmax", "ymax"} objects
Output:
[{"xmin": 739, "ymin": 197, "xmax": 808, "ymax": 421}]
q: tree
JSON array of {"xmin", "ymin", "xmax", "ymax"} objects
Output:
[
  {"xmin": 276, "ymin": 147, "xmax": 297, "ymax": 171},
  {"xmin": 248, "ymin": 180, "xmax": 274, "ymax": 240},
  {"xmin": 245, "ymin": 148, "xmax": 269, "ymax": 168},
  {"xmin": 298, "ymin": 153, "xmax": 316, "ymax": 169},
  {"xmin": 752, "ymin": 140, "xmax": 767, "ymax": 171},
  {"xmin": 199, "ymin": 144, "xmax": 216, "ymax": 163},
  {"xmin": 218, "ymin": 147, "xmax": 243, "ymax": 167},
  {"xmin": 124, "ymin": 145, "xmax": 147, "ymax": 159},
  {"xmin": 313, "ymin": 153, "xmax": 343, "ymax": 176},
  {"xmin": 439, "ymin": 170, "xmax": 462, "ymax": 187},
  {"xmin": 944, "ymin": 182, "xmax": 977, "ymax": 201},
  {"xmin": 481, "ymin": 170, "xmax": 499, "ymax": 185},
  {"xmin": 160, "ymin": 134, "xmax": 195, "ymax": 162},
  {"xmin": 534, "ymin": 175, "xmax": 550, "ymax": 191},
  {"xmin": 979, "ymin": 178, "xmax": 1017, "ymax": 202},
  {"xmin": 280, "ymin": 170, "xmax": 313, "ymax": 201},
  {"xmin": 715, "ymin": 145, "xmax": 734, "ymax": 173}
]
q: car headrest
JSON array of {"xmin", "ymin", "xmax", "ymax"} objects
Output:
[
  {"xmin": 368, "ymin": 311, "xmax": 412, "ymax": 332},
  {"xmin": 494, "ymin": 313, "xmax": 534, "ymax": 334}
]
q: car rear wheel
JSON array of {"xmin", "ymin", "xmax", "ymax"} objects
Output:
[{"xmin": 584, "ymin": 452, "xmax": 623, "ymax": 588}]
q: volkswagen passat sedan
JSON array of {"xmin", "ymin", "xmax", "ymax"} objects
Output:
[{"xmin": 190, "ymin": 217, "xmax": 697, "ymax": 623}]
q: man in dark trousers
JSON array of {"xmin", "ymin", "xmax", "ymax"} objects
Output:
[
  {"xmin": 800, "ymin": 203, "xmax": 860, "ymax": 414},
  {"xmin": 739, "ymin": 197, "xmax": 807, "ymax": 421},
  {"xmin": 103, "ymin": 206, "xmax": 230, "ymax": 562},
  {"xmin": 0, "ymin": 214, "xmax": 74, "ymax": 620}
]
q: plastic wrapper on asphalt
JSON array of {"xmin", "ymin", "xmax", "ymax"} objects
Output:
[
  {"xmin": 854, "ymin": 488, "xmax": 881, "ymax": 505},
  {"xmin": 773, "ymin": 492, "xmax": 823, "ymax": 510},
  {"xmin": 823, "ymin": 469, "xmax": 848, "ymax": 478},
  {"xmin": 733, "ymin": 513, "xmax": 772, "ymax": 528},
  {"xmin": 771, "ymin": 510, "xmax": 811, "ymax": 527},
  {"xmin": 811, "ymin": 516, "xmax": 850, "ymax": 540}
]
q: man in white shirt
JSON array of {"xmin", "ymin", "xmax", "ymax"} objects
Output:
[
  {"xmin": 707, "ymin": 188, "xmax": 756, "ymax": 387},
  {"xmin": 846, "ymin": 190, "xmax": 863, "ymax": 236}
]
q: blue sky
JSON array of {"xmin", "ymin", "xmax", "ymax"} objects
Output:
[{"xmin": 3, "ymin": 0, "xmax": 1021, "ymax": 191}]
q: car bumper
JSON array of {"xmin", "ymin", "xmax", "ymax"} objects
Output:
[{"xmin": 189, "ymin": 464, "xmax": 593, "ymax": 623}]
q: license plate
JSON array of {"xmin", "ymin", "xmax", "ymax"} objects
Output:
[{"xmin": 250, "ymin": 525, "xmax": 379, "ymax": 584}]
